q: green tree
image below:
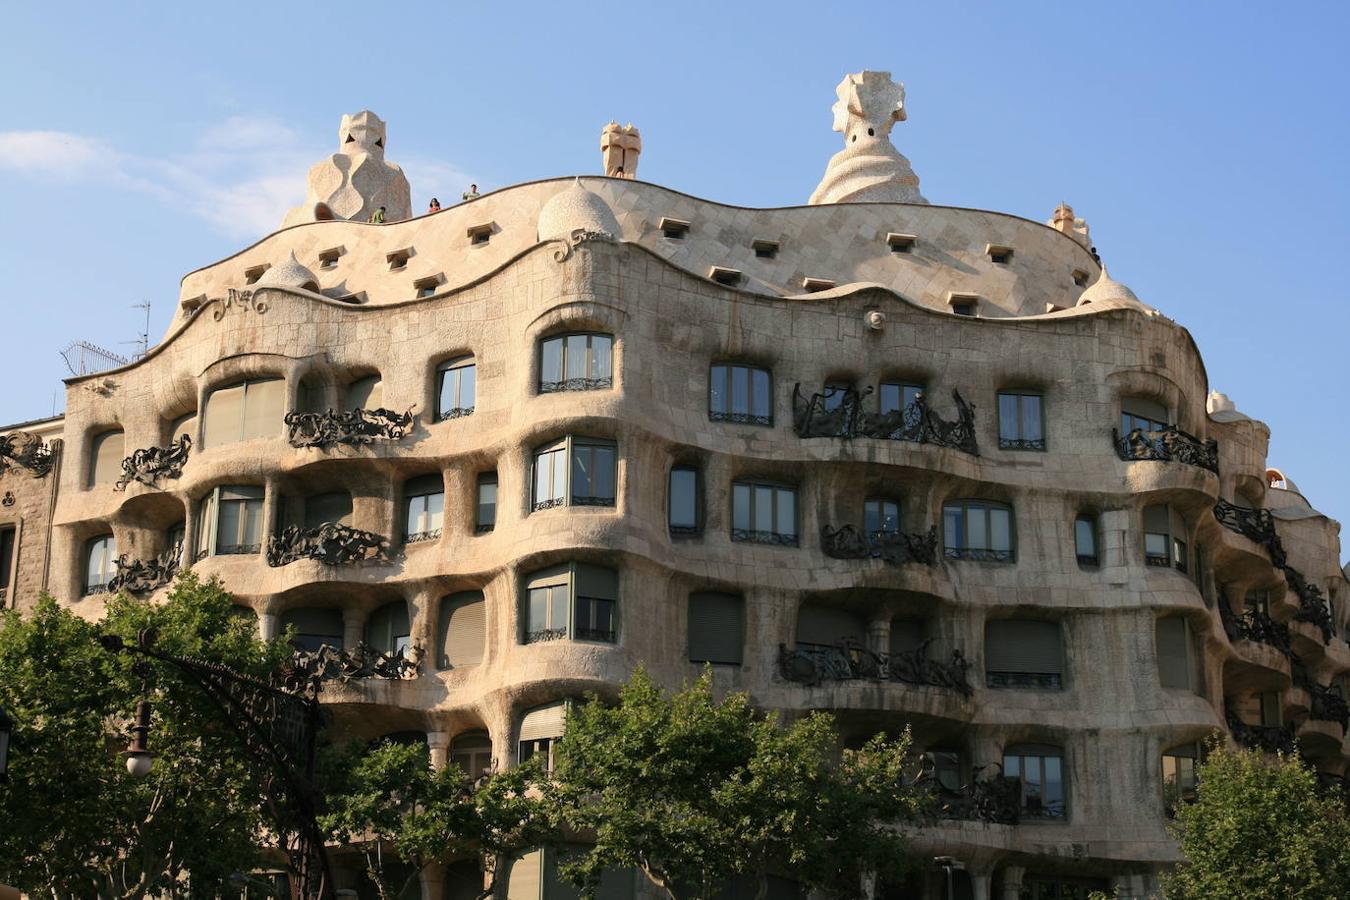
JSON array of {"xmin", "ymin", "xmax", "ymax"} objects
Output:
[
  {"xmin": 0, "ymin": 574, "xmax": 293, "ymax": 897},
  {"xmin": 1164, "ymin": 742, "xmax": 1350, "ymax": 899},
  {"xmin": 319, "ymin": 740, "xmax": 554, "ymax": 900},
  {"xmin": 546, "ymin": 668, "xmax": 926, "ymax": 900}
]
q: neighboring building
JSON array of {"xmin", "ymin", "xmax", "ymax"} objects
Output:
[{"xmin": 2, "ymin": 72, "xmax": 1348, "ymax": 899}]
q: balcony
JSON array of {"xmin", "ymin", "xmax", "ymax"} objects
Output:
[
  {"xmin": 265, "ymin": 523, "xmax": 390, "ymax": 568},
  {"xmin": 1225, "ymin": 703, "xmax": 1296, "ymax": 754},
  {"xmin": 107, "ymin": 544, "xmax": 182, "ymax": 595},
  {"xmin": 791, "ymin": 385, "xmax": 979, "ymax": 456},
  {"xmin": 114, "ymin": 435, "xmax": 191, "ymax": 491},
  {"xmin": 1293, "ymin": 665, "xmax": 1349, "ymax": 731},
  {"xmin": 283, "ymin": 407, "xmax": 414, "ymax": 449},
  {"xmin": 777, "ymin": 639, "xmax": 973, "ymax": 696},
  {"xmin": 1113, "ymin": 425, "xmax": 1218, "ymax": 474},
  {"xmin": 926, "ymin": 765, "xmax": 1022, "ymax": 826},
  {"xmin": 0, "ymin": 431, "xmax": 55, "ymax": 478},
  {"xmin": 820, "ymin": 524, "xmax": 938, "ymax": 566},
  {"xmin": 1220, "ymin": 597, "xmax": 1292, "ymax": 656},
  {"xmin": 986, "ymin": 671, "xmax": 1062, "ymax": 690}
]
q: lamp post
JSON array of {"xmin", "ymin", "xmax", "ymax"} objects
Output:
[
  {"xmin": 0, "ymin": 705, "xmax": 12, "ymax": 782},
  {"xmin": 934, "ymin": 856, "xmax": 965, "ymax": 900}
]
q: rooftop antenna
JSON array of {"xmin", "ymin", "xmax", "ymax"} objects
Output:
[
  {"xmin": 60, "ymin": 340, "xmax": 129, "ymax": 377},
  {"xmin": 122, "ymin": 301, "xmax": 151, "ymax": 358}
]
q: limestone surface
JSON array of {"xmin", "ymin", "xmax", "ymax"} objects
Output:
[
  {"xmin": 809, "ymin": 71, "xmax": 927, "ymax": 205},
  {"xmin": 283, "ymin": 110, "xmax": 412, "ymax": 227}
]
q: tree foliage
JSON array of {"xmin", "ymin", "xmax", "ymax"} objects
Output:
[
  {"xmin": 546, "ymin": 668, "xmax": 925, "ymax": 900},
  {"xmin": 0, "ymin": 574, "xmax": 292, "ymax": 897},
  {"xmin": 1164, "ymin": 742, "xmax": 1350, "ymax": 900}
]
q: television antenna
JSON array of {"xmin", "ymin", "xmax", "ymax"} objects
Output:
[{"xmin": 121, "ymin": 301, "xmax": 152, "ymax": 359}]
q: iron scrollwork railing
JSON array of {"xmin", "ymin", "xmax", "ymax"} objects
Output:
[
  {"xmin": 524, "ymin": 627, "xmax": 567, "ymax": 644},
  {"xmin": 791, "ymin": 385, "xmax": 980, "ymax": 456},
  {"xmin": 115, "ymin": 435, "xmax": 191, "ymax": 491},
  {"xmin": 820, "ymin": 524, "xmax": 938, "ymax": 566},
  {"xmin": 1293, "ymin": 663, "xmax": 1350, "ymax": 731},
  {"xmin": 777, "ymin": 639, "xmax": 973, "ymax": 697},
  {"xmin": 107, "ymin": 544, "xmax": 182, "ymax": 595},
  {"xmin": 1218, "ymin": 592, "xmax": 1292, "ymax": 656},
  {"xmin": 539, "ymin": 376, "xmax": 612, "ymax": 394},
  {"xmin": 1225, "ymin": 702, "xmax": 1296, "ymax": 754},
  {"xmin": 1213, "ymin": 500, "xmax": 1334, "ymax": 643},
  {"xmin": 927, "ymin": 765, "xmax": 1022, "ymax": 826},
  {"xmin": 266, "ymin": 523, "xmax": 390, "ymax": 568},
  {"xmin": 282, "ymin": 641, "xmax": 422, "ymax": 687},
  {"xmin": 732, "ymin": 529, "xmax": 800, "ymax": 547},
  {"xmin": 284, "ymin": 407, "xmax": 415, "ymax": 449},
  {"xmin": 1113, "ymin": 425, "xmax": 1219, "ymax": 474},
  {"xmin": 0, "ymin": 431, "xmax": 55, "ymax": 478}
]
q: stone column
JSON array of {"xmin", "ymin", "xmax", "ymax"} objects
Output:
[
  {"xmin": 427, "ymin": 730, "xmax": 451, "ymax": 771},
  {"xmin": 1000, "ymin": 866, "xmax": 1024, "ymax": 900},
  {"xmin": 867, "ymin": 616, "xmax": 891, "ymax": 656},
  {"xmin": 258, "ymin": 611, "xmax": 279, "ymax": 642},
  {"xmin": 343, "ymin": 607, "xmax": 366, "ymax": 650},
  {"xmin": 408, "ymin": 587, "xmax": 440, "ymax": 669},
  {"xmin": 970, "ymin": 872, "xmax": 991, "ymax": 900},
  {"xmin": 181, "ymin": 499, "xmax": 198, "ymax": 568},
  {"xmin": 420, "ymin": 863, "xmax": 446, "ymax": 900},
  {"xmin": 260, "ymin": 474, "xmax": 280, "ymax": 555}
]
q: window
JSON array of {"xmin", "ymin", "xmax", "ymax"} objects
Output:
[
  {"xmin": 366, "ymin": 601, "xmax": 411, "ymax": 656},
  {"xmin": 196, "ymin": 485, "xmax": 264, "ymax": 557},
  {"xmin": 386, "ymin": 248, "xmax": 411, "ymax": 270},
  {"xmin": 886, "ymin": 232, "xmax": 916, "ymax": 253},
  {"xmin": 0, "ymin": 525, "xmax": 16, "ymax": 599},
  {"xmin": 439, "ymin": 591, "xmax": 486, "ymax": 669},
  {"xmin": 345, "ymin": 375, "xmax": 382, "ymax": 412},
  {"xmin": 802, "ymin": 276, "xmax": 836, "ymax": 292},
  {"xmin": 1003, "ymin": 744, "xmax": 1065, "ymax": 819},
  {"xmin": 1074, "ymin": 515, "xmax": 1098, "ymax": 566},
  {"xmin": 1121, "ymin": 397, "xmax": 1169, "ymax": 435},
  {"xmin": 924, "ymin": 750, "xmax": 963, "ymax": 794},
  {"xmin": 659, "ymin": 217, "xmax": 690, "ymax": 239},
  {"xmin": 539, "ymin": 333, "xmax": 613, "ymax": 393},
  {"xmin": 709, "ymin": 266, "xmax": 742, "ymax": 286},
  {"xmin": 997, "ymin": 391, "xmax": 1045, "ymax": 451},
  {"xmin": 731, "ymin": 481, "xmax": 798, "ymax": 546},
  {"xmin": 403, "ymin": 474, "xmax": 444, "ymax": 543},
  {"xmin": 518, "ymin": 702, "xmax": 567, "ymax": 771},
  {"xmin": 166, "ymin": 521, "xmax": 185, "ymax": 556},
  {"xmin": 83, "ymin": 534, "xmax": 116, "ymax": 595},
  {"xmin": 436, "ymin": 356, "xmax": 476, "ymax": 420},
  {"xmin": 476, "ymin": 472, "xmax": 498, "ymax": 533},
  {"xmin": 243, "ymin": 264, "xmax": 269, "ymax": 284},
  {"xmin": 467, "ymin": 223, "xmax": 492, "ymax": 245},
  {"xmin": 202, "ymin": 378, "xmax": 285, "ymax": 448},
  {"xmin": 752, "ymin": 239, "xmax": 779, "ymax": 259},
  {"xmin": 451, "ymin": 731, "xmax": 492, "ymax": 780},
  {"xmin": 1157, "ymin": 616, "xmax": 1203, "ymax": 693},
  {"xmin": 796, "ymin": 605, "xmax": 866, "ymax": 653},
  {"xmin": 88, "ymin": 430, "xmax": 125, "ymax": 487},
  {"xmin": 709, "ymin": 363, "xmax": 773, "ymax": 425},
  {"xmin": 531, "ymin": 437, "xmax": 616, "ymax": 511},
  {"xmin": 943, "ymin": 500, "xmax": 1014, "ymax": 562},
  {"xmin": 1143, "ymin": 505, "xmax": 1189, "ymax": 572},
  {"xmin": 864, "ymin": 498, "xmax": 900, "ymax": 536},
  {"xmin": 318, "ymin": 248, "xmax": 341, "ymax": 269},
  {"xmin": 688, "ymin": 592, "xmax": 744, "ymax": 665},
  {"xmin": 668, "ymin": 466, "xmax": 700, "ymax": 535},
  {"xmin": 1260, "ymin": 690, "xmax": 1283, "ymax": 727},
  {"xmin": 1162, "ymin": 743, "xmax": 1199, "ymax": 812},
  {"xmin": 985, "ymin": 619, "xmax": 1063, "ymax": 689},
  {"xmin": 280, "ymin": 607, "xmax": 343, "ymax": 652},
  {"xmin": 986, "ymin": 244, "xmax": 1014, "ymax": 264},
  {"xmin": 413, "ymin": 275, "xmax": 442, "ymax": 298},
  {"xmin": 879, "ymin": 382, "xmax": 923, "ymax": 415},
  {"xmin": 523, "ymin": 563, "xmax": 618, "ymax": 644},
  {"xmin": 949, "ymin": 295, "xmax": 978, "ymax": 317},
  {"xmin": 1072, "ymin": 269, "xmax": 1089, "ymax": 288}
]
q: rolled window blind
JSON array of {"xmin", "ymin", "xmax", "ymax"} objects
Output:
[
  {"xmin": 688, "ymin": 592, "xmax": 744, "ymax": 664},
  {"xmin": 985, "ymin": 619, "xmax": 1063, "ymax": 675},
  {"xmin": 506, "ymin": 849, "xmax": 543, "ymax": 900},
  {"xmin": 519, "ymin": 702, "xmax": 567, "ymax": 742},
  {"xmin": 796, "ymin": 605, "xmax": 866, "ymax": 647},
  {"xmin": 1156, "ymin": 617, "xmax": 1192, "ymax": 690},
  {"xmin": 90, "ymin": 431, "xmax": 125, "ymax": 486},
  {"xmin": 441, "ymin": 591, "xmax": 486, "ymax": 668}
]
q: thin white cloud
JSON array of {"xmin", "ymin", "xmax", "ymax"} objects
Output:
[{"xmin": 0, "ymin": 118, "xmax": 475, "ymax": 240}]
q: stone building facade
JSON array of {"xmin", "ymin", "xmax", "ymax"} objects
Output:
[{"xmin": 2, "ymin": 73, "xmax": 1347, "ymax": 900}]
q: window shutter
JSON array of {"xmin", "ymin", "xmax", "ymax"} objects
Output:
[
  {"xmin": 203, "ymin": 383, "xmax": 244, "ymax": 448},
  {"xmin": 985, "ymin": 620, "xmax": 1063, "ymax": 675},
  {"xmin": 441, "ymin": 592, "xmax": 486, "ymax": 668},
  {"xmin": 506, "ymin": 849, "xmax": 543, "ymax": 900},
  {"xmin": 519, "ymin": 702, "xmax": 567, "ymax": 743},
  {"xmin": 1122, "ymin": 397, "xmax": 1169, "ymax": 424},
  {"xmin": 688, "ymin": 592, "xmax": 744, "ymax": 664},
  {"xmin": 1143, "ymin": 505, "xmax": 1170, "ymax": 534},
  {"xmin": 575, "ymin": 564, "xmax": 618, "ymax": 600},
  {"xmin": 281, "ymin": 608, "xmax": 344, "ymax": 643},
  {"xmin": 242, "ymin": 378, "xmax": 285, "ymax": 440},
  {"xmin": 889, "ymin": 619, "xmax": 925, "ymax": 656},
  {"xmin": 796, "ymin": 605, "xmax": 866, "ymax": 647},
  {"xmin": 90, "ymin": 431, "xmax": 125, "ymax": 485},
  {"xmin": 1156, "ymin": 617, "xmax": 1191, "ymax": 690}
]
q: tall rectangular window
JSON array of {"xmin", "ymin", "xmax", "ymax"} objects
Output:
[
  {"xmin": 531, "ymin": 437, "xmax": 616, "ymax": 511},
  {"xmin": 84, "ymin": 534, "xmax": 116, "ymax": 596},
  {"xmin": 0, "ymin": 525, "xmax": 15, "ymax": 599},
  {"xmin": 1162, "ymin": 744, "xmax": 1199, "ymax": 812},
  {"xmin": 985, "ymin": 619, "xmax": 1064, "ymax": 689},
  {"xmin": 943, "ymin": 500, "xmax": 1015, "ymax": 561},
  {"xmin": 1074, "ymin": 515, "xmax": 1098, "ymax": 566},
  {"xmin": 539, "ymin": 333, "xmax": 613, "ymax": 393},
  {"xmin": 1156, "ymin": 616, "xmax": 1202, "ymax": 693},
  {"xmin": 476, "ymin": 472, "xmax": 498, "ymax": 533},
  {"xmin": 709, "ymin": 364, "xmax": 773, "ymax": 426},
  {"xmin": 1121, "ymin": 397, "xmax": 1169, "ymax": 435},
  {"xmin": 197, "ymin": 485, "xmax": 264, "ymax": 558},
  {"xmin": 523, "ymin": 563, "xmax": 618, "ymax": 644},
  {"xmin": 89, "ymin": 430, "xmax": 125, "ymax": 487},
  {"xmin": 403, "ymin": 474, "xmax": 444, "ymax": 543},
  {"xmin": 436, "ymin": 357, "xmax": 476, "ymax": 420},
  {"xmin": 668, "ymin": 466, "xmax": 700, "ymax": 535},
  {"xmin": 688, "ymin": 592, "xmax": 744, "ymax": 665},
  {"xmin": 997, "ymin": 391, "xmax": 1045, "ymax": 451},
  {"xmin": 573, "ymin": 564, "xmax": 617, "ymax": 642},
  {"xmin": 864, "ymin": 498, "xmax": 900, "ymax": 536},
  {"xmin": 731, "ymin": 481, "xmax": 797, "ymax": 546},
  {"xmin": 518, "ymin": 702, "xmax": 567, "ymax": 772},
  {"xmin": 1004, "ymin": 745, "xmax": 1066, "ymax": 819},
  {"xmin": 202, "ymin": 378, "xmax": 285, "ymax": 449}
]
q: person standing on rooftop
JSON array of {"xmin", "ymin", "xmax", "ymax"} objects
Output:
[
  {"xmin": 462, "ymin": 184, "xmax": 480, "ymax": 201},
  {"xmin": 368, "ymin": 206, "xmax": 386, "ymax": 224}
]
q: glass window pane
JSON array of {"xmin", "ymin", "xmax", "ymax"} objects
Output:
[
  {"xmin": 591, "ymin": 335, "xmax": 612, "ymax": 379},
  {"xmin": 1004, "ymin": 756, "xmax": 1020, "ymax": 778},
  {"xmin": 541, "ymin": 338, "xmax": 563, "ymax": 385},
  {"xmin": 594, "ymin": 446, "xmax": 616, "ymax": 500},
  {"xmin": 775, "ymin": 488, "xmax": 795, "ymax": 537},
  {"xmin": 990, "ymin": 508, "xmax": 1011, "ymax": 552},
  {"xmin": 998, "ymin": 394, "xmax": 1019, "ymax": 440},
  {"xmin": 1075, "ymin": 518, "xmax": 1096, "ymax": 556},
  {"xmin": 565, "ymin": 334, "xmax": 589, "ymax": 380},
  {"xmin": 1145, "ymin": 533, "xmax": 1169, "ymax": 557},
  {"xmin": 944, "ymin": 506, "xmax": 962, "ymax": 549},
  {"xmin": 478, "ymin": 478, "xmax": 497, "ymax": 527},
  {"xmin": 241, "ymin": 500, "xmax": 262, "ymax": 547},
  {"xmin": 752, "ymin": 368, "xmax": 771, "ymax": 418},
  {"xmin": 864, "ymin": 500, "xmax": 881, "ymax": 534},
  {"xmin": 670, "ymin": 469, "xmax": 697, "ymax": 528},
  {"xmin": 529, "ymin": 588, "xmax": 547, "ymax": 632},
  {"xmin": 424, "ymin": 492, "xmax": 444, "ymax": 532},
  {"xmin": 551, "ymin": 450, "xmax": 568, "ymax": 500},
  {"xmin": 753, "ymin": 485, "xmax": 774, "ymax": 531},
  {"xmin": 968, "ymin": 506, "xmax": 988, "ymax": 549},
  {"xmin": 218, "ymin": 501, "xmax": 242, "ymax": 550},
  {"xmin": 879, "ymin": 383, "xmax": 900, "ymax": 414},
  {"xmin": 733, "ymin": 483, "xmax": 751, "ymax": 530},
  {"xmin": 572, "ymin": 447, "xmax": 592, "ymax": 498},
  {"xmin": 242, "ymin": 379, "xmax": 284, "ymax": 441},
  {"xmin": 1021, "ymin": 395, "xmax": 1042, "ymax": 440},
  {"xmin": 710, "ymin": 366, "xmax": 727, "ymax": 414},
  {"xmin": 550, "ymin": 585, "xmax": 568, "ymax": 632},
  {"xmin": 731, "ymin": 367, "xmax": 750, "ymax": 416},
  {"xmin": 203, "ymin": 383, "xmax": 244, "ymax": 448},
  {"xmin": 459, "ymin": 364, "xmax": 476, "ymax": 408}
]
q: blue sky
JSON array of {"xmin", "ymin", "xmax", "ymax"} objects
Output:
[{"xmin": 1, "ymin": 2, "xmax": 1346, "ymax": 549}]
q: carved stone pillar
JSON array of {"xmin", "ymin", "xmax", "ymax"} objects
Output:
[
  {"xmin": 970, "ymin": 872, "xmax": 991, "ymax": 900},
  {"xmin": 258, "ymin": 611, "xmax": 279, "ymax": 642},
  {"xmin": 427, "ymin": 730, "xmax": 451, "ymax": 771},
  {"xmin": 419, "ymin": 863, "xmax": 446, "ymax": 900},
  {"xmin": 407, "ymin": 587, "xmax": 440, "ymax": 667},
  {"xmin": 1000, "ymin": 866, "xmax": 1024, "ymax": 900},
  {"xmin": 343, "ymin": 607, "xmax": 366, "ymax": 651},
  {"xmin": 867, "ymin": 616, "xmax": 890, "ymax": 656}
]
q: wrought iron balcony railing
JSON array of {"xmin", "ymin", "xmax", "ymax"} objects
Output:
[
  {"xmin": 523, "ymin": 627, "xmax": 567, "ymax": 644},
  {"xmin": 1293, "ymin": 664, "xmax": 1350, "ymax": 731},
  {"xmin": 1288, "ymin": 569, "xmax": 1335, "ymax": 642},
  {"xmin": 437, "ymin": 405, "xmax": 474, "ymax": 421},
  {"xmin": 539, "ymin": 376, "xmax": 612, "ymax": 394},
  {"xmin": 405, "ymin": 528, "xmax": 442, "ymax": 545},
  {"xmin": 1113, "ymin": 425, "xmax": 1219, "ymax": 474},
  {"xmin": 708, "ymin": 409, "xmax": 773, "ymax": 426},
  {"xmin": 1219, "ymin": 596, "xmax": 1293, "ymax": 656},
  {"xmin": 986, "ymin": 671, "xmax": 1062, "ymax": 690},
  {"xmin": 732, "ymin": 529, "xmax": 799, "ymax": 547},
  {"xmin": 107, "ymin": 544, "xmax": 182, "ymax": 595},
  {"xmin": 923, "ymin": 765, "xmax": 1022, "ymax": 826},
  {"xmin": 0, "ymin": 431, "xmax": 55, "ymax": 478},
  {"xmin": 266, "ymin": 523, "xmax": 389, "ymax": 568},
  {"xmin": 574, "ymin": 627, "xmax": 616, "ymax": 643},
  {"xmin": 115, "ymin": 435, "xmax": 191, "ymax": 491},
  {"xmin": 945, "ymin": 547, "xmax": 1015, "ymax": 563},
  {"xmin": 820, "ymin": 524, "xmax": 938, "ymax": 566},
  {"xmin": 1225, "ymin": 703, "xmax": 1296, "ymax": 754},
  {"xmin": 284, "ymin": 407, "xmax": 415, "ymax": 449},
  {"xmin": 283, "ymin": 641, "xmax": 423, "ymax": 684},
  {"xmin": 791, "ymin": 385, "xmax": 979, "ymax": 455},
  {"xmin": 777, "ymin": 639, "xmax": 973, "ymax": 696}
]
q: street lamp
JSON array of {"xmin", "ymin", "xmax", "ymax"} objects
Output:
[
  {"xmin": 0, "ymin": 705, "xmax": 12, "ymax": 782},
  {"xmin": 123, "ymin": 699, "xmax": 153, "ymax": 778},
  {"xmin": 934, "ymin": 856, "xmax": 965, "ymax": 900}
]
